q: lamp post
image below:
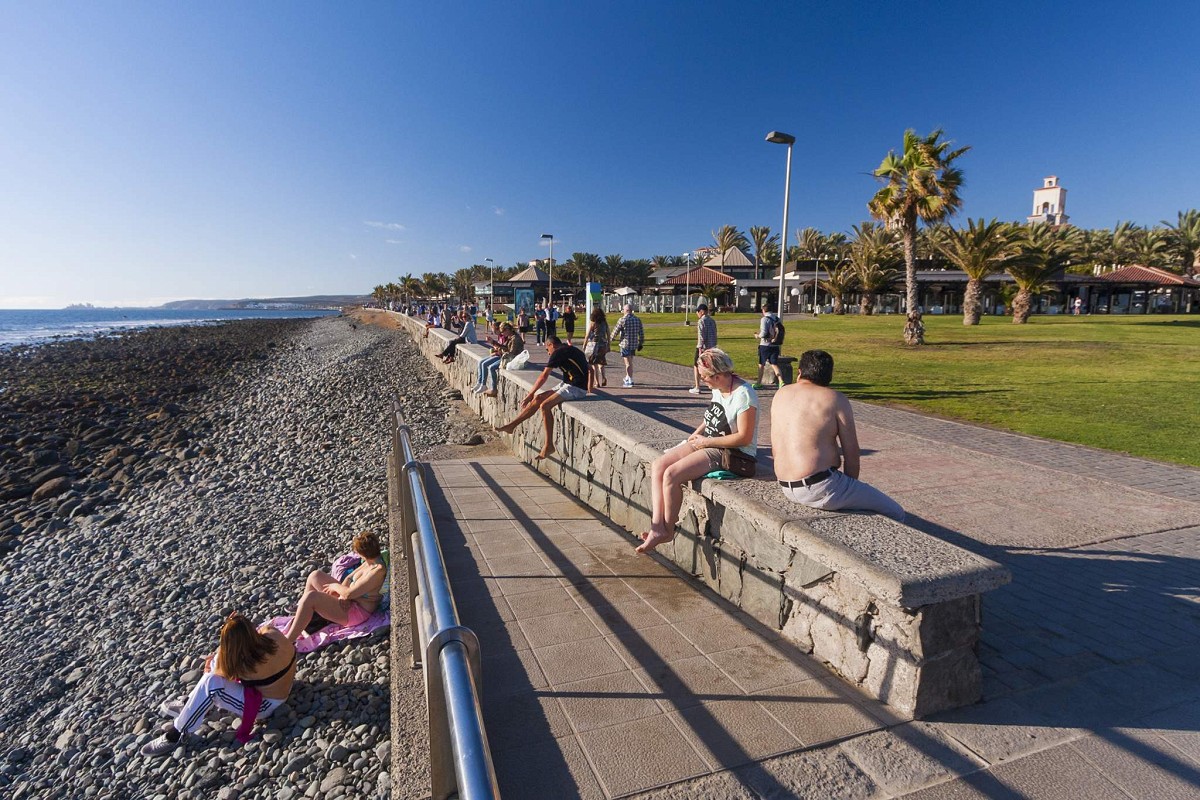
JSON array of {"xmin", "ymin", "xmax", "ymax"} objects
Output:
[
  {"xmin": 813, "ymin": 255, "xmax": 820, "ymax": 316},
  {"xmin": 682, "ymin": 251, "xmax": 692, "ymax": 324},
  {"xmin": 766, "ymin": 131, "xmax": 795, "ymax": 318},
  {"xmin": 484, "ymin": 258, "xmax": 494, "ymax": 320},
  {"xmin": 540, "ymin": 234, "xmax": 554, "ymax": 306}
]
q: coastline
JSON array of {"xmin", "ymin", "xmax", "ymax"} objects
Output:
[{"xmin": 0, "ymin": 315, "xmax": 447, "ymax": 798}]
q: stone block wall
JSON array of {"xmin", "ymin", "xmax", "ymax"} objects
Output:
[{"xmin": 399, "ymin": 314, "xmax": 1009, "ymax": 718}]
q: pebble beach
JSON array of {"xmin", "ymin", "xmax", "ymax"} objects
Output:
[{"xmin": 0, "ymin": 314, "xmax": 447, "ymax": 799}]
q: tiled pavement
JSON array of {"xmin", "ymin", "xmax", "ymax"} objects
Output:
[
  {"xmin": 422, "ymin": 346, "xmax": 1200, "ymax": 798},
  {"xmin": 428, "ymin": 457, "xmax": 898, "ymax": 798}
]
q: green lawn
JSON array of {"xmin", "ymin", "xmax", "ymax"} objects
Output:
[{"xmin": 635, "ymin": 312, "xmax": 1200, "ymax": 467}]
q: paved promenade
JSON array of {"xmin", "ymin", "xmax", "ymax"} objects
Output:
[{"xmin": 429, "ymin": 341, "xmax": 1200, "ymax": 798}]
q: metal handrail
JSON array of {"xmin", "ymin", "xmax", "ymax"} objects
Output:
[{"xmin": 392, "ymin": 396, "xmax": 499, "ymax": 800}]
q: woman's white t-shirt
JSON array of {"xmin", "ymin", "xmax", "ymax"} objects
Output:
[{"xmin": 702, "ymin": 380, "xmax": 759, "ymax": 457}]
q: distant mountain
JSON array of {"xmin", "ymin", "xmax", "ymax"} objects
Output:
[{"xmin": 160, "ymin": 294, "xmax": 370, "ymax": 310}]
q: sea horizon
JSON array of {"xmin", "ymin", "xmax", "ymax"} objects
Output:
[{"xmin": 0, "ymin": 307, "xmax": 343, "ymax": 349}]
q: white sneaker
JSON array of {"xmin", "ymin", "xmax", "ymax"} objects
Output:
[
  {"xmin": 159, "ymin": 699, "xmax": 185, "ymax": 719},
  {"xmin": 622, "ymin": 377, "xmax": 633, "ymax": 387},
  {"xmin": 688, "ymin": 387, "xmax": 701, "ymax": 394}
]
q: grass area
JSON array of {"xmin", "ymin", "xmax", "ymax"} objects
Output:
[{"xmin": 634, "ymin": 312, "xmax": 1200, "ymax": 467}]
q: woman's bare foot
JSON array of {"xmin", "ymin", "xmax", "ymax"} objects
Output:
[
  {"xmin": 534, "ymin": 444, "xmax": 556, "ymax": 461},
  {"xmin": 635, "ymin": 530, "xmax": 675, "ymax": 554},
  {"xmin": 494, "ymin": 422, "xmax": 515, "ymax": 434}
]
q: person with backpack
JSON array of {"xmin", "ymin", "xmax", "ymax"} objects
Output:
[{"xmin": 752, "ymin": 306, "xmax": 786, "ymax": 389}]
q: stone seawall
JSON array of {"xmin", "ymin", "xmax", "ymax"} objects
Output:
[{"xmin": 395, "ymin": 313, "xmax": 1010, "ymax": 718}]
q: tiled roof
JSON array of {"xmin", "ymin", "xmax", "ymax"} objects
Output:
[
  {"xmin": 506, "ymin": 265, "xmax": 550, "ymax": 282},
  {"xmin": 703, "ymin": 248, "xmax": 754, "ymax": 268},
  {"xmin": 662, "ymin": 266, "xmax": 735, "ymax": 286},
  {"xmin": 1097, "ymin": 265, "xmax": 1200, "ymax": 286}
]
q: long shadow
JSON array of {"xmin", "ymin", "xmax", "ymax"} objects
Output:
[{"xmin": 462, "ymin": 463, "xmax": 837, "ymax": 796}]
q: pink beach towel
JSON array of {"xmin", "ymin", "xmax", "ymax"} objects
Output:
[{"xmin": 268, "ymin": 607, "xmax": 390, "ymax": 654}]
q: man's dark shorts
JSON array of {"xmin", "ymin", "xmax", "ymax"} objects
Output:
[
  {"xmin": 694, "ymin": 347, "xmax": 704, "ymax": 366},
  {"xmin": 621, "ymin": 346, "xmax": 636, "ymax": 358},
  {"xmin": 758, "ymin": 345, "xmax": 780, "ymax": 365}
]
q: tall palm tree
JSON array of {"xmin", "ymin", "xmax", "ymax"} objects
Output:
[
  {"xmin": 451, "ymin": 268, "xmax": 474, "ymax": 301},
  {"xmin": 1161, "ymin": 209, "xmax": 1200, "ymax": 276},
  {"xmin": 820, "ymin": 262, "xmax": 857, "ymax": 315},
  {"xmin": 933, "ymin": 218, "xmax": 1018, "ymax": 325},
  {"xmin": 1128, "ymin": 228, "xmax": 1170, "ymax": 269},
  {"xmin": 1008, "ymin": 224, "xmax": 1074, "ymax": 323},
  {"xmin": 602, "ymin": 254, "xmax": 625, "ymax": 288},
  {"xmin": 400, "ymin": 275, "xmax": 423, "ymax": 302},
  {"xmin": 749, "ymin": 226, "xmax": 778, "ymax": 280},
  {"xmin": 868, "ymin": 128, "xmax": 970, "ymax": 338},
  {"xmin": 848, "ymin": 222, "xmax": 900, "ymax": 316},
  {"xmin": 711, "ymin": 225, "xmax": 749, "ymax": 265}
]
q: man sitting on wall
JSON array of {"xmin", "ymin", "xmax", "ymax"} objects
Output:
[
  {"xmin": 495, "ymin": 337, "xmax": 589, "ymax": 461},
  {"xmin": 771, "ymin": 349, "xmax": 905, "ymax": 520}
]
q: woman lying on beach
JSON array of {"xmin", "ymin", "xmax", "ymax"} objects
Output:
[
  {"xmin": 283, "ymin": 530, "xmax": 387, "ymax": 644},
  {"xmin": 636, "ymin": 348, "xmax": 759, "ymax": 554},
  {"xmin": 142, "ymin": 612, "xmax": 296, "ymax": 757}
]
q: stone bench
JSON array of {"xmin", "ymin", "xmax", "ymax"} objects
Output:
[{"xmin": 403, "ymin": 316, "xmax": 1011, "ymax": 717}]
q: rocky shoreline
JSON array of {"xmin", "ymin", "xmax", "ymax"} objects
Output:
[{"xmin": 0, "ymin": 315, "xmax": 448, "ymax": 798}]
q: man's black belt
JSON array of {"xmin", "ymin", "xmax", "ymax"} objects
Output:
[{"xmin": 778, "ymin": 469, "xmax": 833, "ymax": 489}]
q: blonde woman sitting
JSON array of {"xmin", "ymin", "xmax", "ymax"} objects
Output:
[{"xmin": 284, "ymin": 531, "xmax": 387, "ymax": 643}]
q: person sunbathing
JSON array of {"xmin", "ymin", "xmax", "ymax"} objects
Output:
[
  {"xmin": 283, "ymin": 530, "xmax": 387, "ymax": 643},
  {"xmin": 142, "ymin": 612, "xmax": 296, "ymax": 757}
]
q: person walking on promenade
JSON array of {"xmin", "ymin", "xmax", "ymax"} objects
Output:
[
  {"xmin": 752, "ymin": 306, "xmax": 785, "ymax": 389},
  {"xmin": 546, "ymin": 303, "xmax": 558, "ymax": 341},
  {"xmin": 689, "ymin": 303, "xmax": 718, "ymax": 394},
  {"xmin": 517, "ymin": 306, "xmax": 530, "ymax": 336},
  {"xmin": 495, "ymin": 337, "xmax": 589, "ymax": 461},
  {"xmin": 534, "ymin": 303, "xmax": 547, "ymax": 346},
  {"xmin": 583, "ymin": 307, "xmax": 611, "ymax": 389},
  {"xmin": 611, "ymin": 304, "xmax": 645, "ymax": 387},
  {"xmin": 561, "ymin": 303, "xmax": 577, "ymax": 345},
  {"xmin": 772, "ymin": 350, "xmax": 904, "ymax": 520},
  {"xmin": 637, "ymin": 349, "xmax": 758, "ymax": 554}
]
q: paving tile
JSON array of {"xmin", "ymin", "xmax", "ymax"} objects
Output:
[
  {"xmin": 481, "ymin": 646, "xmax": 548, "ymax": 699},
  {"xmin": 931, "ymin": 696, "xmax": 1076, "ymax": 765},
  {"xmin": 623, "ymin": 577, "xmax": 729, "ymax": 623},
  {"xmin": 839, "ymin": 721, "xmax": 985, "ymax": 797},
  {"xmin": 635, "ymin": 654, "xmax": 744, "ymax": 711},
  {"xmin": 553, "ymin": 670, "xmax": 666, "ymax": 734},
  {"xmin": 753, "ymin": 678, "xmax": 884, "ymax": 747},
  {"xmin": 672, "ymin": 613, "xmax": 771, "ymax": 656},
  {"xmin": 482, "ymin": 686, "xmax": 574, "ymax": 745},
  {"xmin": 737, "ymin": 744, "xmax": 880, "ymax": 800},
  {"xmin": 623, "ymin": 768, "xmax": 762, "ymax": 800},
  {"xmin": 535, "ymin": 636, "xmax": 629, "ymax": 686},
  {"xmin": 568, "ymin": 576, "xmax": 644, "ymax": 607},
  {"xmin": 519, "ymin": 609, "xmax": 603, "ymax": 649},
  {"xmin": 504, "ymin": 586, "xmax": 581, "ymax": 620},
  {"xmin": 1072, "ymin": 727, "xmax": 1200, "ymax": 800},
  {"xmin": 607, "ymin": 625, "xmax": 705, "ymax": 671},
  {"xmin": 468, "ymin": 614, "xmax": 531, "ymax": 653},
  {"xmin": 706, "ymin": 641, "xmax": 824, "ymax": 694},
  {"xmin": 577, "ymin": 714, "xmax": 711, "ymax": 797},
  {"xmin": 491, "ymin": 733, "xmax": 606, "ymax": 800},
  {"xmin": 672, "ymin": 699, "xmax": 802, "ymax": 769},
  {"xmin": 474, "ymin": 534, "xmax": 535, "ymax": 559},
  {"xmin": 580, "ymin": 597, "xmax": 670, "ymax": 635},
  {"xmin": 465, "ymin": 518, "xmax": 521, "ymax": 534}
]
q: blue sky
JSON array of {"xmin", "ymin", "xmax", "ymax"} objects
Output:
[{"xmin": 2, "ymin": 1, "xmax": 1197, "ymax": 308}]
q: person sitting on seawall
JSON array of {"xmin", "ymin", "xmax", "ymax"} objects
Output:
[
  {"xmin": 439, "ymin": 310, "xmax": 477, "ymax": 363},
  {"xmin": 141, "ymin": 612, "xmax": 296, "ymax": 757},
  {"xmin": 481, "ymin": 323, "xmax": 525, "ymax": 397},
  {"xmin": 771, "ymin": 349, "xmax": 904, "ymax": 521},
  {"xmin": 637, "ymin": 348, "xmax": 758, "ymax": 554},
  {"xmin": 283, "ymin": 531, "xmax": 388, "ymax": 644},
  {"xmin": 472, "ymin": 322, "xmax": 507, "ymax": 394}
]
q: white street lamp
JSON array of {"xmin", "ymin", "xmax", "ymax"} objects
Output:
[
  {"xmin": 766, "ymin": 131, "xmax": 795, "ymax": 318},
  {"xmin": 541, "ymin": 234, "xmax": 554, "ymax": 306},
  {"xmin": 813, "ymin": 254, "xmax": 820, "ymax": 316},
  {"xmin": 484, "ymin": 257, "xmax": 494, "ymax": 320}
]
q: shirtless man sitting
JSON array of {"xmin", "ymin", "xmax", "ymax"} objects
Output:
[{"xmin": 771, "ymin": 349, "xmax": 904, "ymax": 520}]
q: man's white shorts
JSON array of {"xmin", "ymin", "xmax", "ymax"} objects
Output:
[{"xmin": 551, "ymin": 382, "xmax": 586, "ymax": 401}]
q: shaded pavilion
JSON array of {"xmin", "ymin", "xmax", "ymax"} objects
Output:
[
  {"xmin": 1089, "ymin": 265, "xmax": 1200, "ymax": 314},
  {"xmin": 662, "ymin": 266, "xmax": 735, "ymax": 310}
]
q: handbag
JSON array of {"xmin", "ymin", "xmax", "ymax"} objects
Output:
[
  {"xmin": 583, "ymin": 341, "xmax": 596, "ymax": 358},
  {"xmin": 719, "ymin": 448, "xmax": 757, "ymax": 478}
]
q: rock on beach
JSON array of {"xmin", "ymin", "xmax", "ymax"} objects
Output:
[{"xmin": 0, "ymin": 314, "xmax": 442, "ymax": 798}]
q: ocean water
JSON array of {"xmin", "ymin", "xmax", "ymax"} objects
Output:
[{"xmin": 0, "ymin": 307, "xmax": 342, "ymax": 348}]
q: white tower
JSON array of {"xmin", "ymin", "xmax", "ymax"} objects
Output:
[{"xmin": 1027, "ymin": 176, "xmax": 1069, "ymax": 226}]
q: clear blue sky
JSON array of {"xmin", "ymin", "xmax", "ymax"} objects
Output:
[{"xmin": 2, "ymin": 1, "xmax": 1197, "ymax": 308}]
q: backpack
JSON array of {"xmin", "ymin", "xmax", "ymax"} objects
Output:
[{"xmin": 767, "ymin": 317, "xmax": 785, "ymax": 346}]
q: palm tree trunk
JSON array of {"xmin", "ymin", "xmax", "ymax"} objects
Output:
[
  {"xmin": 903, "ymin": 223, "xmax": 918, "ymax": 315},
  {"xmin": 832, "ymin": 295, "xmax": 845, "ymax": 315},
  {"xmin": 1012, "ymin": 289, "xmax": 1033, "ymax": 323},
  {"xmin": 963, "ymin": 279, "xmax": 982, "ymax": 325},
  {"xmin": 860, "ymin": 292, "xmax": 874, "ymax": 315}
]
